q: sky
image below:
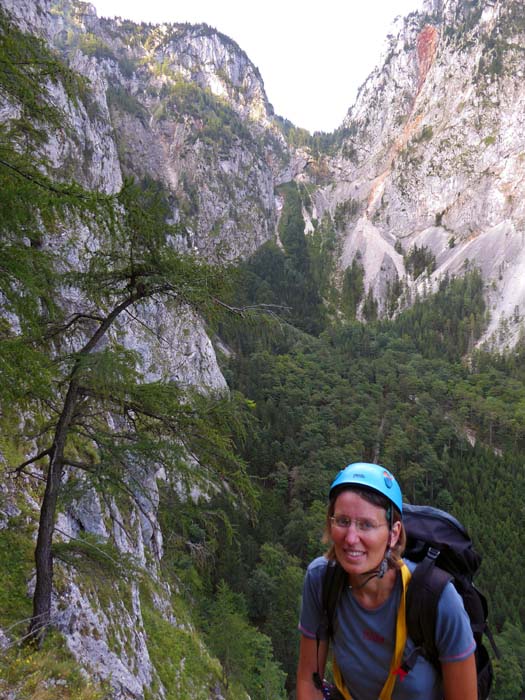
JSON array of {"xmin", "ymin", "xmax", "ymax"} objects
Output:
[{"xmin": 89, "ymin": 0, "xmax": 423, "ymax": 133}]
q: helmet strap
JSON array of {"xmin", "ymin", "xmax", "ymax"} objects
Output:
[{"xmin": 353, "ymin": 546, "xmax": 390, "ymax": 589}]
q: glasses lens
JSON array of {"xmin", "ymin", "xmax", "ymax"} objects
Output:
[{"xmin": 331, "ymin": 516, "xmax": 385, "ymax": 531}]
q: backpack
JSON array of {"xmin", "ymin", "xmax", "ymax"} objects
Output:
[{"xmin": 319, "ymin": 503, "xmax": 499, "ymax": 700}]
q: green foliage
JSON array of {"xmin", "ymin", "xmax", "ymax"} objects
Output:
[
  {"xmin": 215, "ymin": 181, "xmax": 331, "ymax": 338},
  {"xmin": 342, "ymin": 259, "xmax": 365, "ymax": 320},
  {"xmin": 0, "ymin": 9, "xmax": 109, "ymax": 342},
  {"xmin": 118, "ymin": 55, "xmax": 137, "ymax": 78},
  {"xmin": 274, "ymin": 118, "xmax": 312, "ymax": 148},
  {"xmin": 362, "ymin": 287, "xmax": 378, "ymax": 322},
  {"xmin": 159, "ymin": 80, "xmax": 254, "ymax": 152},
  {"xmin": 3, "ymin": 5, "xmax": 525, "ymax": 698},
  {"xmin": 307, "ymin": 214, "xmax": 338, "ymax": 304},
  {"xmin": 0, "ymin": 524, "xmax": 34, "ymax": 629},
  {"xmin": 443, "ymin": 0, "xmax": 483, "ymax": 42},
  {"xmin": 77, "ymin": 33, "xmax": 116, "ymax": 61},
  {"xmin": 245, "ymin": 543, "xmax": 303, "ymax": 684},
  {"xmin": 107, "ymin": 86, "xmax": 149, "ymax": 123},
  {"xmin": 478, "ymin": 38, "xmax": 505, "ymax": 78},
  {"xmin": 205, "ymin": 581, "xmax": 286, "ymax": 699},
  {"xmin": 217, "ymin": 268, "xmax": 525, "ymax": 693},
  {"xmin": 392, "ymin": 270, "xmax": 486, "ymax": 361},
  {"xmin": 4, "ymin": 168, "xmax": 252, "ymax": 505},
  {"xmin": 404, "ymin": 244, "xmax": 436, "ymax": 279},
  {"xmin": 414, "ymin": 125, "xmax": 433, "ymax": 143},
  {"xmin": 492, "ymin": 622, "xmax": 525, "ymax": 700},
  {"xmin": 334, "ymin": 198, "xmax": 360, "ymax": 231},
  {"xmin": 0, "ymin": 630, "xmax": 108, "ymax": 700},
  {"xmin": 0, "ymin": 10, "xmax": 258, "ymax": 672},
  {"xmin": 52, "ymin": 533, "xmax": 140, "ymax": 583},
  {"xmin": 140, "ymin": 582, "xmax": 231, "ymax": 700},
  {"xmin": 0, "ymin": 8, "xmax": 84, "ymax": 133},
  {"xmin": 0, "ymin": 18, "xmax": 115, "ymax": 433},
  {"xmin": 273, "ymin": 117, "xmax": 352, "ymax": 156},
  {"xmin": 278, "ymin": 183, "xmax": 310, "ymax": 273},
  {"xmin": 385, "ymin": 275, "xmax": 404, "ymax": 318}
]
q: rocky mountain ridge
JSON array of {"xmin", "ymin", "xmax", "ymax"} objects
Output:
[
  {"xmin": 313, "ymin": 0, "xmax": 525, "ymax": 348},
  {"xmin": 6, "ymin": 0, "xmax": 525, "ymax": 353}
]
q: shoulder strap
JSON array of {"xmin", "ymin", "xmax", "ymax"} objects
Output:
[
  {"xmin": 313, "ymin": 560, "xmax": 347, "ymax": 691},
  {"xmin": 323, "ymin": 559, "xmax": 347, "ymax": 638},
  {"xmin": 405, "ymin": 550, "xmax": 452, "ymax": 669}
]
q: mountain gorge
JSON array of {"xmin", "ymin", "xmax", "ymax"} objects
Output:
[{"xmin": 2, "ymin": 0, "xmax": 525, "ymax": 698}]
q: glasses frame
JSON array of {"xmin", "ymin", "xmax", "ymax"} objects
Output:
[{"xmin": 330, "ymin": 515, "xmax": 389, "ymax": 533}]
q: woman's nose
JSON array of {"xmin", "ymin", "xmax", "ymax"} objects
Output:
[{"xmin": 344, "ymin": 523, "xmax": 361, "ymax": 542}]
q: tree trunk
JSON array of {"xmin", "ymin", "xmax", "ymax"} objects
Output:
[
  {"xmin": 28, "ymin": 379, "xmax": 80, "ymax": 643},
  {"xmin": 28, "ymin": 450, "xmax": 62, "ymax": 641},
  {"xmin": 26, "ymin": 291, "xmax": 145, "ymax": 642}
]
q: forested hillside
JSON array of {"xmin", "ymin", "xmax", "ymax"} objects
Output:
[
  {"xmin": 211, "ymin": 183, "xmax": 525, "ymax": 699},
  {"xmin": 1, "ymin": 1, "xmax": 525, "ymax": 700}
]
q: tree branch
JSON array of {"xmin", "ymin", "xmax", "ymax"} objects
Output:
[
  {"xmin": 45, "ymin": 313, "xmax": 105, "ymax": 339},
  {"xmin": 212, "ymin": 298, "xmax": 290, "ymax": 316},
  {"xmin": 12, "ymin": 448, "xmax": 51, "ymax": 475},
  {"xmin": 77, "ymin": 285, "xmax": 171, "ymax": 358},
  {"xmin": 53, "ymin": 526, "xmax": 125, "ymax": 569},
  {"xmin": 0, "ymin": 158, "xmax": 88, "ymax": 199},
  {"xmin": 61, "ymin": 459, "xmax": 92, "ymax": 471},
  {"xmin": 124, "ymin": 306, "xmax": 164, "ymax": 341}
]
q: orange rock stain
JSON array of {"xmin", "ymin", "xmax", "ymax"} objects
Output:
[{"xmin": 365, "ymin": 26, "xmax": 439, "ymax": 216}]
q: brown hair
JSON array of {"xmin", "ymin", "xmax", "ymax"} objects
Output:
[{"xmin": 323, "ymin": 485, "xmax": 406, "ymax": 569}]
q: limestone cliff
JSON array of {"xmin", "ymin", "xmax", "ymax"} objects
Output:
[{"xmin": 312, "ymin": 0, "xmax": 525, "ymax": 349}]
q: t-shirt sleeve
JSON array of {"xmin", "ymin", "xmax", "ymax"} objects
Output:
[
  {"xmin": 298, "ymin": 556, "xmax": 328, "ymax": 640},
  {"xmin": 435, "ymin": 581, "xmax": 476, "ymax": 663}
]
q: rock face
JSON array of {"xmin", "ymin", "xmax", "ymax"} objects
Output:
[
  {"xmin": 66, "ymin": 0, "xmax": 286, "ymax": 262},
  {"xmin": 312, "ymin": 0, "xmax": 525, "ymax": 349}
]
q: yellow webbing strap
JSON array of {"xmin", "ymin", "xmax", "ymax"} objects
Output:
[{"xmin": 332, "ymin": 563, "xmax": 412, "ymax": 700}]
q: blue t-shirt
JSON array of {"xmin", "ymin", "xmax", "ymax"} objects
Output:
[{"xmin": 299, "ymin": 556, "xmax": 475, "ymax": 700}]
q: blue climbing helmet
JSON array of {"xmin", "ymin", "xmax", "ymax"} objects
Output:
[{"xmin": 329, "ymin": 462, "xmax": 403, "ymax": 514}]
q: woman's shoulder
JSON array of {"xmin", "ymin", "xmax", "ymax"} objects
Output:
[
  {"xmin": 306, "ymin": 555, "xmax": 330, "ymax": 573},
  {"xmin": 402, "ymin": 557, "xmax": 418, "ymax": 574}
]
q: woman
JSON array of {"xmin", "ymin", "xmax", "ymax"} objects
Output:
[{"xmin": 296, "ymin": 462, "xmax": 477, "ymax": 700}]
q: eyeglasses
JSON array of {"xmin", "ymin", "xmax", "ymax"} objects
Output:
[{"xmin": 330, "ymin": 515, "xmax": 388, "ymax": 532}]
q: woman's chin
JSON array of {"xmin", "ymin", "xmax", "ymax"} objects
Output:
[{"xmin": 336, "ymin": 552, "xmax": 368, "ymax": 574}]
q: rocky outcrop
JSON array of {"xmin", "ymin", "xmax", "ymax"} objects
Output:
[
  {"xmin": 47, "ymin": 0, "xmax": 288, "ymax": 262},
  {"xmin": 311, "ymin": 0, "xmax": 525, "ymax": 349}
]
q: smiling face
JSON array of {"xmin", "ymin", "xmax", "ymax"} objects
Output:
[{"xmin": 330, "ymin": 490, "xmax": 401, "ymax": 580}]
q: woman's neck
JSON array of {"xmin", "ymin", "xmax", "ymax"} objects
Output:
[{"xmin": 348, "ymin": 567, "xmax": 398, "ymax": 609}]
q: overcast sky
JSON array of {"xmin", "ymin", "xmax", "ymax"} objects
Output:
[{"xmin": 89, "ymin": 0, "xmax": 423, "ymax": 133}]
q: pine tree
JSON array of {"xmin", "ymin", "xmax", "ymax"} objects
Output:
[{"xmin": 0, "ymin": 8, "xmax": 255, "ymax": 644}]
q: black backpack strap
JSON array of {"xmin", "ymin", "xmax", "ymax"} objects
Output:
[
  {"xmin": 404, "ymin": 549, "xmax": 452, "ymax": 672},
  {"xmin": 323, "ymin": 560, "xmax": 347, "ymax": 638},
  {"xmin": 313, "ymin": 560, "xmax": 347, "ymax": 690}
]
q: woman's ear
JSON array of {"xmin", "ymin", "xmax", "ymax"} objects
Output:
[{"xmin": 389, "ymin": 520, "xmax": 401, "ymax": 548}]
